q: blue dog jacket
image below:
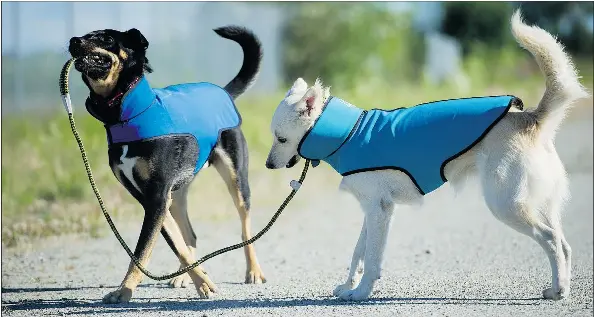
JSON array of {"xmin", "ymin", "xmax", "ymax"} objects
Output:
[
  {"xmin": 104, "ymin": 76, "xmax": 241, "ymax": 174},
  {"xmin": 298, "ymin": 95, "xmax": 518, "ymax": 195}
]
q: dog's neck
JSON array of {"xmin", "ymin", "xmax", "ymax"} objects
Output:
[
  {"xmin": 298, "ymin": 96, "xmax": 364, "ymax": 164},
  {"xmin": 85, "ymin": 76, "xmax": 142, "ymax": 124}
]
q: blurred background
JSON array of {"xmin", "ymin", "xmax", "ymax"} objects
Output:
[{"xmin": 2, "ymin": 2, "xmax": 593, "ymax": 247}]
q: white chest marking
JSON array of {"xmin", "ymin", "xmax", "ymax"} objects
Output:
[{"xmin": 117, "ymin": 145, "xmax": 142, "ymax": 193}]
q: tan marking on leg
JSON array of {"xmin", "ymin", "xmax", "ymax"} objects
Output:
[
  {"xmin": 124, "ymin": 190, "xmax": 173, "ymax": 287},
  {"xmin": 168, "ymin": 184, "xmax": 198, "ymax": 288},
  {"xmin": 170, "ymin": 185, "xmax": 196, "ymax": 248},
  {"xmin": 213, "ymin": 150, "xmax": 266, "ymax": 284},
  {"xmin": 103, "ymin": 189, "xmax": 172, "ymax": 304},
  {"xmin": 134, "ymin": 158, "xmax": 151, "ymax": 181},
  {"xmin": 162, "ymin": 210, "xmax": 217, "ymax": 298}
]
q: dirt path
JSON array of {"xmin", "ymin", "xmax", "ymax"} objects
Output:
[{"xmin": 2, "ymin": 110, "xmax": 592, "ymax": 317}]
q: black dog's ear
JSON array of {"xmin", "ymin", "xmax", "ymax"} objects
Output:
[{"xmin": 124, "ymin": 28, "xmax": 149, "ymax": 51}]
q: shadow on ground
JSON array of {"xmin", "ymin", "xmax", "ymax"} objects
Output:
[{"xmin": 2, "ymin": 285, "xmax": 544, "ymax": 315}]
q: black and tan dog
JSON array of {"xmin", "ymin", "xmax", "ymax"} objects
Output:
[{"xmin": 68, "ymin": 26, "xmax": 265, "ymax": 303}]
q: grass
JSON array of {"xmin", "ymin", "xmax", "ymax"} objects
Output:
[{"xmin": 2, "ymin": 62, "xmax": 592, "ymax": 248}]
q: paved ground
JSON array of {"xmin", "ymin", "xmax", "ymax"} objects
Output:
[{"xmin": 2, "ymin": 107, "xmax": 592, "ymax": 316}]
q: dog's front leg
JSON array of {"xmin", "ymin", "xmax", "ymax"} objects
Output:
[
  {"xmin": 333, "ymin": 216, "xmax": 367, "ymax": 296},
  {"xmin": 338, "ymin": 201, "xmax": 393, "ymax": 301},
  {"xmin": 102, "ymin": 188, "xmax": 172, "ymax": 304}
]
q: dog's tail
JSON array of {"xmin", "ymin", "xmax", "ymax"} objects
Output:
[
  {"xmin": 511, "ymin": 9, "xmax": 589, "ymax": 139},
  {"xmin": 214, "ymin": 26, "xmax": 263, "ymax": 100}
]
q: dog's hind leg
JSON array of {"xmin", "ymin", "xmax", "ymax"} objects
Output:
[
  {"xmin": 212, "ymin": 131, "xmax": 266, "ymax": 284},
  {"xmin": 486, "ymin": 202, "xmax": 570, "ymax": 300},
  {"xmin": 333, "ymin": 216, "xmax": 367, "ymax": 296},
  {"xmin": 538, "ymin": 184, "xmax": 572, "ymax": 300},
  {"xmin": 161, "ymin": 208, "xmax": 218, "ymax": 298},
  {"xmin": 533, "ymin": 220, "xmax": 570, "ymax": 300},
  {"xmin": 479, "ymin": 147, "xmax": 571, "ymax": 300},
  {"xmin": 167, "ymin": 183, "xmax": 199, "ymax": 288}
]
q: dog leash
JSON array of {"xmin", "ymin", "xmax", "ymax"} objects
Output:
[{"xmin": 59, "ymin": 58, "xmax": 310, "ymax": 280}]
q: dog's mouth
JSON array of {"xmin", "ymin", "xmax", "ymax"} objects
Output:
[
  {"xmin": 286, "ymin": 155, "xmax": 300, "ymax": 168},
  {"xmin": 73, "ymin": 54, "xmax": 112, "ymax": 80}
]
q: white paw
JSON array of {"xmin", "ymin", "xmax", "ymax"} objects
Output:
[
  {"xmin": 333, "ymin": 283, "xmax": 356, "ymax": 297},
  {"xmin": 168, "ymin": 273, "xmax": 192, "ymax": 288},
  {"xmin": 337, "ymin": 285, "xmax": 372, "ymax": 301},
  {"xmin": 543, "ymin": 287, "xmax": 569, "ymax": 300}
]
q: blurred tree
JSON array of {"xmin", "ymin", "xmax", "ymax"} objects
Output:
[
  {"xmin": 440, "ymin": 2, "xmax": 593, "ymax": 57},
  {"xmin": 440, "ymin": 2, "xmax": 514, "ymax": 56},
  {"xmin": 280, "ymin": 3, "xmax": 424, "ymax": 90}
]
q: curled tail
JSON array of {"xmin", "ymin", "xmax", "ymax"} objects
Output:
[
  {"xmin": 511, "ymin": 9, "xmax": 589, "ymax": 139},
  {"xmin": 214, "ymin": 25, "xmax": 263, "ymax": 100}
]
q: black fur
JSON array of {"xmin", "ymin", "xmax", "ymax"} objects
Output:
[{"xmin": 69, "ymin": 25, "xmax": 262, "ymax": 297}]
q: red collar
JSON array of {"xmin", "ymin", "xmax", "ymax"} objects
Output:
[{"xmin": 101, "ymin": 77, "xmax": 142, "ymax": 107}]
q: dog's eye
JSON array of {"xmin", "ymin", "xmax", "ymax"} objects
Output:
[{"xmin": 277, "ymin": 137, "xmax": 287, "ymax": 144}]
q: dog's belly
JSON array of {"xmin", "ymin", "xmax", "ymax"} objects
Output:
[{"xmin": 110, "ymin": 141, "xmax": 205, "ymax": 197}]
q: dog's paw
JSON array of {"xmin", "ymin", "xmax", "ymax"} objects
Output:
[
  {"xmin": 245, "ymin": 269, "xmax": 267, "ymax": 284},
  {"xmin": 337, "ymin": 285, "xmax": 373, "ymax": 301},
  {"xmin": 192, "ymin": 273, "xmax": 219, "ymax": 299},
  {"xmin": 102, "ymin": 287, "xmax": 133, "ymax": 304},
  {"xmin": 168, "ymin": 273, "xmax": 192, "ymax": 288},
  {"xmin": 333, "ymin": 283, "xmax": 356, "ymax": 297},
  {"xmin": 195, "ymin": 280, "xmax": 218, "ymax": 299},
  {"xmin": 543, "ymin": 287, "xmax": 569, "ymax": 300}
]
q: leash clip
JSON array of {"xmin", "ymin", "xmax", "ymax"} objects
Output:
[
  {"xmin": 62, "ymin": 94, "xmax": 73, "ymax": 114},
  {"xmin": 290, "ymin": 180, "xmax": 302, "ymax": 191}
]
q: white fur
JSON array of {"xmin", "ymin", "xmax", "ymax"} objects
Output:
[
  {"xmin": 115, "ymin": 145, "xmax": 142, "ymax": 193},
  {"xmin": 265, "ymin": 10, "xmax": 589, "ymax": 301}
]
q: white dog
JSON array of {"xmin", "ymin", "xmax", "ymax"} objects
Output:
[{"xmin": 264, "ymin": 10, "xmax": 589, "ymax": 301}]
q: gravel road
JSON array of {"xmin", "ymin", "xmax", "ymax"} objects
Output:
[{"xmin": 2, "ymin": 107, "xmax": 592, "ymax": 316}]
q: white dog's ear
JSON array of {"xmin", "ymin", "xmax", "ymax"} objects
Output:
[
  {"xmin": 285, "ymin": 78, "xmax": 308, "ymax": 97},
  {"xmin": 297, "ymin": 86, "xmax": 321, "ymax": 118},
  {"xmin": 293, "ymin": 78, "xmax": 308, "ymax": 91}
]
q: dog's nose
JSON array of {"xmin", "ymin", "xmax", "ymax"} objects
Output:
[
  {"xmin": 70, "ymin": 37, "xmax": 82, "ymax": 47},
  {"xmin": 69, "ymin": 38, "xmax": 84, "ymax": 55},
  {"xmin": 265, "ymin": 161, "xmax": 274, "ymax": 169}
]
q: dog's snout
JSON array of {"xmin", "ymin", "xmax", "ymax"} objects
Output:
[{"xmin": 265, "ymin": 160, "xmax": 275, "ymax": 169}]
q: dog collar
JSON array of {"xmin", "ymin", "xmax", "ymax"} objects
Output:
[
  {"xmin": 85, "ymin": 76, "xmax": 145, "ymax": 123},
  {"xmin": 105, "ymin": 77, "xmax": 142, "ymax": 108},
  {"xmin": 297, "ymin": 96, "xmax": 365, "ymax": 167},
  {"xmin": 118, "ymin": 76, "xmax": 157, "ymax": 122}
]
